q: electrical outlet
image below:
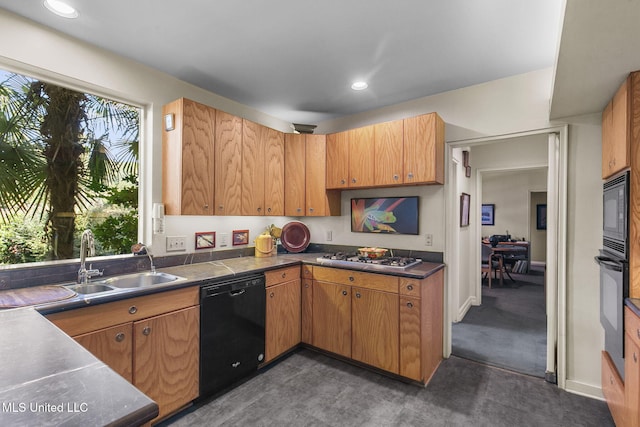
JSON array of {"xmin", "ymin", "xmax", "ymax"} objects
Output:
[
  {"xmin": 425, "ymin": 233, "xmax": 433, "ymax": 246},
  {"xmin": 166, "ymin": 236, "xmax": 187, "ymax": 252},
  {"xmin": 219, "ymin": 233, "xmax": 229, "ymax": 247},
  {"xmin": 326, "ymin": 230, "xmax": 333, "ymax": 241}
]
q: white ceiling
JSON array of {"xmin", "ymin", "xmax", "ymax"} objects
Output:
[{"xmin": 1, "ymin": 0, "xmax": 610, "ymax": 126}]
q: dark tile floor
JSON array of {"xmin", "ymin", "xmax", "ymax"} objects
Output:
[{"xmin": 161, "ymin": 349, "xmax": 614, "ymax": 427}]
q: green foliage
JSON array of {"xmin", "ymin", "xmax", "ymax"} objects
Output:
[
  {"xmin": 0, "ymin": 217, "xmax": 48, "ymax": 264},
  {"xmin": 92, "ymin": 209, "xmax": 138, "ymax": 255}
]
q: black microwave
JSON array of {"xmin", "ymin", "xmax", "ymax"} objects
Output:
[{"xmin": 603, "ymin": 171, "xmax": 629, "ymax": 259}]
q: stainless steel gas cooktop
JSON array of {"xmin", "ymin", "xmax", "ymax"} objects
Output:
[{"xmin": 316, "ymin": 253, "xmax": 422, "ymax": 271}]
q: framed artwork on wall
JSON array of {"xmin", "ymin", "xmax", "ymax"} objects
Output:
[
  {"xmin": 195, "ymin": 232, "xmax": 215, "ymax": 249},
  {"xmin": 537, "ymin": 204, "xmax": 547, "ymax": 230},
  {"xmin": 232, "ymin": 230, "xmax": 249, "ymax": 246},
  {"xmin": 350, "ymin": 197, "xmax": 419, "ymax": 234},
  {"xmin": 481, "ymin": 204, "xmax": 495, "ymax": 225}
]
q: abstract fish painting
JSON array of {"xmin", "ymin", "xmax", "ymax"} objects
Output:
[{"xmin": 351, "ymin": 197, "xmax": 419, "ymax": 235}]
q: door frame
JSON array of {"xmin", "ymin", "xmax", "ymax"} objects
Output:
[{"xmin": 444, "ymin": 125, "xmax": 568, "ymax": 387}]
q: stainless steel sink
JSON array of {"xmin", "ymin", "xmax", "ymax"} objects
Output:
[
  {"xmin": 66, "ymin": 283, "xmax": 116, "ymax": 295},
  {"xmin": 102, "ymin": 272, "xmax": 184, "ymax": 288}
]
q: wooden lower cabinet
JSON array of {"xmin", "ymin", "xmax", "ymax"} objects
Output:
[
  {"xmin": 602, "ymin": 350, "xmax": 626, "ymax": 427},
  {"xmin": 626, "ymin": 306, "xmax": 640, "ymax": 427},
  {"xmin": 74, "ymin": 323, "xmax": 134, "ymax": 382},
  {"xmin": 312, "ymin": 280, "xmax": 352, "ymax": 358},
  {"xmin": 301, "ymin": 278, "xmax": 313, "ymax": 344},
  {"xmin": 351, "ymin": 286, "xmax": 399, "ymax": 374},
  {"xmin": 399, "ymin": 296, "xmax": 421, "ymax": 380},
  {"xmin": 133, "ymin": 306, "xmax": 199, "ymax": 421},
  {"xmin": 265, "ymin": 278, "xmax": 301, "ymax": 363},
  {"xmin": 47, "ymin": 287, "xmax": 200, "ymax": 424}
]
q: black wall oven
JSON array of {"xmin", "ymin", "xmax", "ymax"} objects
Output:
[{"xmin": 598, "ymin": 170, "xmax": 630, "ymax": 377}]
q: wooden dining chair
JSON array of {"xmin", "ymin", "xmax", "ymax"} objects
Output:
[{"xmin": 481, "ymin": 244, "xmax": 503, "ymax": 288}]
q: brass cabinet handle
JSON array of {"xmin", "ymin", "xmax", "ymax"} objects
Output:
[
  {"xmin": 355, "ymin": 292, "xmax": 361, "ymax": 299},
  {"xmin": 115, "ymin": 332, "xmax": 125, "ymax": 342},
  {"xmin": 407, "ymin": 302, "xmax": 414, "ymax": 308},
  {"xmin": 342, "ymin": 290, "xmax": 348, "ymax": 296},
  {"xmin": 407, "ymin": 284, "xmax": 414, "ymax": 291},
  {"xmin": 129, "ymin": 306, "xmax": 137, "ymax": 315},
  {"xmin": 142, "ymin": 326, "xmax": 151, "ymax": 336}
]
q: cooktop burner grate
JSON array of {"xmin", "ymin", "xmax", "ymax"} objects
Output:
[{"xmin": 316, "ymin": 254, "xmax": 422, "ymax": 270}]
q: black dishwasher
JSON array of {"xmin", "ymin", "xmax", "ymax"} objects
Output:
[{"xmin": 200, "ymin": 273, "xmax": 266, "ymax": 398}]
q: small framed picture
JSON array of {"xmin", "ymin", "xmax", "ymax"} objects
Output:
[
  {"xmin": 481, "ymin": 204, "xmax": 495, "ymax": 226},
  {"xmin": 536, "ymin": 204, "xmax": 547, "ymax": 230},
  {"xmin": 232, "ymin": 230, "xmax": 249, "ymax": 246},
  {"xmin": 460, "ymin": 193, "xmax": 470, "ymax": 227},
  {"xmin": 195, "ymin": 232, "xmax": 215, "ymax": 250}
]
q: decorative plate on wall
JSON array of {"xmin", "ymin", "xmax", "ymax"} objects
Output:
[{"xmin": 280, "ymin": 221, "xmax": 310, "ymax": 253}]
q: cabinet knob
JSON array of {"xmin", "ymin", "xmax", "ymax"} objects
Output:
[
  {"xmin": 393, "ymin": 174, "xmax": 399, "ymax": 181},
  {"xmin": 282, "ymin": 272, "xmax": 286, "ymax": 278},
  {"xmin": 355, "ymin": 292, "xmax": 361, "ymax": 299},
  {"xmin": 407, "ymin": 172, "xmax": 414, "ymax": 179},
  {"xmin": 142, "ymin": 326, "xmax": 151, "ymax": 336},
  {"xmin": 610, "ymin": 376, "xmax": 614, "ymax": 385},
  {"xmin": 270, "ymin": 292, "xmax": 275, "ymax": 298},
  {"xmin": 204, "ymin": 204, "xmax": 209, "ymax": 209},
  {"xmin": 349, "ymin": 276, "xmax": 354, "ymax": 282},
  {"xmin": 267, "ymin": 207, "xmax": 272, "ymax": 213},
  {"xmin": 407, "ymin": 302, "xmax": 414, "ymax": 309},
  {"xmin": 634, "ymin": 352, "xmax": 638, "ymax": 363},
  {"xmin": 297, "ymin": 208, "xmax": 302, "ymax": 213},
  {"xmin": 637, "ymin": 329, "xmax": 640, "ymax": 339},
  {"xmin": 115, "ymin": 332, "xmax": 125, "ymax": 342},
  {"xmin": 351, "ymin": 178, "xmax": 357, "ymax": 184},
  {"xmin": 129, "ymin": 306, "xmax": 138, "ymax": 315},
  {"xmin": 341, "ymin": 179, "xmax": 346, "ymax": 185},
  {"xmin": 342, "ymin": 290, "xmax": 348, "ymax": 296},
  {"xmin": 407, "ymin": 284, "xmax": 414, "ymax": 291},
  {"xmin": 309, "ymin": 208, "xmax": 314, "ymax": 213},
  {"xmin": 304, "ymin": 283, "xmax": 309, "ymax": 288},
  {"xmin": 257, "ymin": 207, "xmax": 261, "ymax": 212}
]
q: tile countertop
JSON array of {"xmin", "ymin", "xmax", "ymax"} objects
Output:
[
  {"xmin": 0, "ymin": 307, "xmax": 158, "ymax": 426},
  {"xmin": 627, "ymin": 298, "xmax": 640, "ymax": 317}
]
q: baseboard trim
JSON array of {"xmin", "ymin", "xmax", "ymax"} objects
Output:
[
  {"xmin": 456, "ymin": 296, "xmax": 475, "ymax": 322},
  {"xmin": 564, "ymin": 379, "xmax": 604, "ymax": 401}
]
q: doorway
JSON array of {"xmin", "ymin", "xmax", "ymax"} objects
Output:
[{"xmin": 444, "ymin": 128, "xmax": 567, "ymax": 386}]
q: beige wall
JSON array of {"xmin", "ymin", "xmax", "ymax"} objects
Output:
[{"xmin": 0, "ymin": 9, "xmax": 605, "ymax": 398}]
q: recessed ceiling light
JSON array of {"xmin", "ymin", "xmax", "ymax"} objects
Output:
[
  {"xmin": 44, "ymin": 0, "xmax": 78, "ymax": 18},
  {"xmin": 351, "ymin": 81, "xmax": 368, "ymax": 91}
]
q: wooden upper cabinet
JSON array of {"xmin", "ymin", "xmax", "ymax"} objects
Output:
[
  {"xmin": 215, "ymin": 111, "xmax": 243, "ymax": 215},
  {"xmin": 284, "ymin": 133, "xmax": 306, "ymax": 216},
  {"xmin": 241, "ymin": 119, "xmax": 266, "ymax": 215},
  {"xmin": 306, "ymin": 135, "xmax": 340, "ymax": 216},
  {"xmin": 602, "ymin": 76, "xmax": 630, "ymax": 179},
  {"xmin": 374, "ymin": 120, "xmax": 404, "ymax": 186},
  {"xmin": 403, "ymin": 113, "xmax": 445, "ymax": 184},
  {"xmin": 349, "ymin": 126, "xmax": 375, "ymax": 188},
  {"xmin": 162, "ymin": 98, "xmax": 215, "ymax": 215},
  {"xmin": 264, "ymin": 128, "xmax": 285, "ymax": 216},
  {"xmin": 326, "ymin": 132, "xmax": 350, "ymax": 189}
]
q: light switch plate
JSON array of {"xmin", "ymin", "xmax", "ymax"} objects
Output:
[{"xmin": 166, "ymin": 236, "xmax": 186, "ymax": 251}]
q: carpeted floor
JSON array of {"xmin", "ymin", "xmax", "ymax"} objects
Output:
[{"xmin": 452, "ymin": 266, "xmax": 546, "ymax": 377}]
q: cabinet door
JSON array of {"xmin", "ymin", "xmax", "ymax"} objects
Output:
[
  {"xmin": 326, "ymin": 132, "xmax": 349, "ymax": 189},
  {"xmin": 403, "ymin": 113, "xmax": 444, "ymax": 184},
  {"xmin": 399, "ymin": 296, "xmax": 421, "ymax": 381},
  {"xmin": 610, "ymin": 78, "xmax": 630, "ymax": 178},
  {"xmin": 133, "ymin": 306, "xmax": 199, "ymax": 421},
  {"xmin": 265, "ymin": 279, "xmax": 301, "ymax": 363},
  {"xmin": 351, "ymin": 287, "xmax": 399, "ymax": 374},
  {"xmin": 306, "ymin": 134, "xmax": 328, "ymax": 216},
  {"xmin": 284, "ymin": 133, "xmax": 306, "ymax": 216},
  {"xmin": 348, "ymin": 126, "xmax": 375, "ymax": 188},
  {"xmin": 374, "ymin": 120, "xmax": 403, "ymax": 186},
  {"xmin": 312, "ymin": 280, "xmax": 351, "ymax": 358},
  {"xmin": 74, "ymin": 323, "xmax": 133, "ymax": 383},
  {"xmin": 602, "ymin": 351, "xmax": 625, "ymax": 427},
  {"xmin": 241, "ymin": 119, "xmax": 266, "ymax": 215},
  {"xmin": 264, "ymin": 128, "xmax": 285, "ymax": 215},
  {"xmin": 162, "ymin": 98, "xmax": 215, "ymax": 215},
  {"xmin": 215, "ymin": 111, "xmax": 243, "ymax": 215},
  {"xmin": 301, "ymin": 279, "xmax": 313, "ymax": 344},
  {"xmin": 626, "ymin": 333, "xmax": 640, "ymax": 427},
  {"xmin": 602, "ymin": 100, "xmax": 614, "ymax": 179}
]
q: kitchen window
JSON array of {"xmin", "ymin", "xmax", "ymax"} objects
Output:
[{"xmin": 0, "ymin": 68, "xmax": 140, "ymax": 264}]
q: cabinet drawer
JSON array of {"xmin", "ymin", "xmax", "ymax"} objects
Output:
[
  {"xmin": 313, "ymin": 266, "xmax": 398, "ymax": 293},
  {"xmin": 399, "ymin": 278, "xmax": 421, "ymax": 297},
  {"xmin": 302, "ymin": 264, "xmax": 313, "ymax": 279},
  {"xmin": 602, "ymin": 351, "xmax": 625, "ymax": 427},
  {"xmin": 627, "ymin": 306, "xmax": 640, "ymax": 348},
  {"xmin": 47, "ymin": 286, "xmax": 199, "ymax": 336},
  {"xmin": 265, "ymin": 266, "xmax": 301, "ymax": 287}
]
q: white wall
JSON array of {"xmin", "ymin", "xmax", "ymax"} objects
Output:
[
  {"xmin": 0, "ymin": 10, "xmax": 605, "ymax": 398},
  {"xmin": 481, "ymin": 169, "xmax": 548, "ymax": 241}
]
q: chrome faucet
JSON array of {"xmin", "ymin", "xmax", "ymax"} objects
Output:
[
  {"xmin": 136, "ymin": 244, "xmax": 156, "ymax": 274},
  {"xmin": 78, "ymin": 230, "xmax": 103, "ymax": 284}
]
